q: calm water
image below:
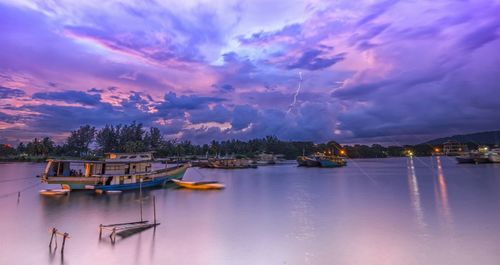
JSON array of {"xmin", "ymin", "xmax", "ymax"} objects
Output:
[{"xmin": 1, "ymin": 157, "xmax": 500, "ymax": 265}]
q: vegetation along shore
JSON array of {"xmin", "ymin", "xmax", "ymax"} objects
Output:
[{"xmin": 1, "ymin": 122, "xmax": 498, "ymax": 162}]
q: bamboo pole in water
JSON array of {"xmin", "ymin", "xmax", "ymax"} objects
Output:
[
  {"xmin": 139, "ymin": 178, "xmax": 143, "ymax": 222},
  {"xmin": 153, "ymin": 195, "xmax": 156, "ymax": 225}
]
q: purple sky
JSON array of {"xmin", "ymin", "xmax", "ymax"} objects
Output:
[{"xmin": 0, "ymin": 0, "xmax": 499, "ymax": 145}]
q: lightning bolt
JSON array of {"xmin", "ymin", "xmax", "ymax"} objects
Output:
[{"xmin": 287, "ymin": 72, "xmax": 303, "ymax": 114}]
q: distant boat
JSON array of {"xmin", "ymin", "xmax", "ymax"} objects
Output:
[
  {"xmin": 297, "ymin": 156, "xmax": 321, "ymax": 167},
  {"xmin": 171, "ymin": 179, "xmax": 225, "ymax": 190},
  {"xmin": 253, "ymin": 153, "xmax": 285, "ymax": 165},
  {"xmin": 40, "ymin": 152, "xmax": 190, "ymax": 191},
  {"xmin": 456, "ymin": 155, "xmax": 475, "ymax": 164},
  {"xmin": 297, "ymin": 154, "xmax": 346, "ymax": 168},
  {"xmin": 456, "ymin": 146, "xmax": 491, "ymax": 164},
  {"xmin": 203, "ymin": 158, "xmax": 257, "ymax": 169},
  {"xmin": 316, "ymin": 155, "xmax": 347, "ymax": 168},
  {"xmin": 488, "ymin": 148, "xmax": 500, "ymax": 163}
]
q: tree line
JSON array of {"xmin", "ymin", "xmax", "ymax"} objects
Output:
[{"xmin": 0, "ymin": 122, "xmax": 476, "ymax": 161}]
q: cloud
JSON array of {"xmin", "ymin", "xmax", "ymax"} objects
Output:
[
  {"xmin": 157, "ymin": 92, "xmax": 225, "ymax": 111},
  {"xmin": 459, "ymin": 20, "xmax": 500, "ymax": 51},
  {"xmin": 1, "ymin": 0, "xmax": 500, "ymax": 145},
  {"xmin": 0, "ymin": 86, "xmax": 25, "ymax": 99},
  {"xmin": 287, "ymin": 50, "xmax": 346, "ymax": 70},
  {"xmin": 356, "ymin": 0, "xmax": 400, "ymax": 26},
  {"xmin": 189, "ymin": 104, "xmax": 231, "ymax": 124},
  {"xmin": 33, "ymin": 90, "xmax": 102, "ymax": 106}
]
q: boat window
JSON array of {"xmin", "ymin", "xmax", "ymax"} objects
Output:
[
  {"xmin": 62, "ymin": 163, "xmax": 82, "ymax": 176},
  {"xmin": 129, "ymin": 156, "xmax": 137, "ymax": 159},
  {"xmin": 119, "ymin": 156, "xmax": 128, "ymax": 159},
  {"xmin": 140, "ymin": 155, "xmax": 149, "ymax": 158}
]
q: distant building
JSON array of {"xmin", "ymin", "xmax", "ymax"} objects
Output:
[{"xmin": 442, "ymin": 140, "xmax": 468, "ymax": 156}]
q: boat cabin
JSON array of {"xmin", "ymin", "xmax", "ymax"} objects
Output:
[{"xmin": 44, "ymin": 152, "xmax": 155, "ymax": 178}]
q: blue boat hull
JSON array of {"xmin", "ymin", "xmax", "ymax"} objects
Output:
[
  {"xmin": 95, "ymin": 170, "xmax": 186, "ymax": 191},
  {"xmin": 318, "ymin": 159, "xmax": 345, "ymax": 168}
]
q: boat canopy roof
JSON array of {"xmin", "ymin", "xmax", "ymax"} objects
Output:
[
  {"xmin": 46, "ymin": 158, "xmax": 152, "ymax": 164},
  {"xmin": 105, "ymin": 152, "xmax": 154, "ymax": 162}
]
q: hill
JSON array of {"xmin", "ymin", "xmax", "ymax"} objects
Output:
[{"xmin": 424, "ymin": 130, "xmax": 500, "ymax": 145}]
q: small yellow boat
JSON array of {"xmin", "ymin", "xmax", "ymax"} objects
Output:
[
  {"xmin": 171, "ymin": 179, "xmax": 225, "ymax": 190},
  {"xmin": 39, "ymin": 189, "xmax": 70, "ymax": 196}
]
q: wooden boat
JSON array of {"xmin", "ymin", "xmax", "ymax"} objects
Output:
[
  {"xmin": 171, "ymin": 179, "xmax": 225, "ymax": 190},
  {"xmin": 297, "ymin": 154, "xmax": 346, "ymax": 168},
  {"xmin": 316, "ymin": 155, "xmax": 347, "ymax": 168},
  {"xmin": 297, "ymin": 156, "xmax": 321, "ymax": 167},
  {"xmin": 488, "ymin": 148, "xmax": 500, "ymax": 163},
  {"xmin": 203, "ymin": 158, "xmax": 257, "ymax": 169},
  {"xmin": 39, "ymin": 189, "xmax": 70, "ymax": 196},
  {"xmin": 40, "ymin": 152, "xmax": 190, "ymax": 191}
]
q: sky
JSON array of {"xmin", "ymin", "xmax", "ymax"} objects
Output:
[{"xmin": 0, "ymin": 0, "xmax": 499, "ymax": 145}]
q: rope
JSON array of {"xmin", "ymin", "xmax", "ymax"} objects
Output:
[
  {"xmin": 0, "ymin": 181, "xmax": 41, "ymax": 199},
  {"xmin": 191, "ymin": 167, "xmax": 209, "ymax": 181},
  {"xmin": 0, "ymin": 176, "xmax": 36, "ymax": 183}
]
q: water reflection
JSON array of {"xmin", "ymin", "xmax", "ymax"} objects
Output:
[
  {"xmin": 3, "ymin": 161, "xmax": 500, "ymax": 265},
  {"xmin": 407, "ymin": 157, "xmax": 427, "ymax": 232},
  {"xmin": 434, "ymin": 156, "xmax": 454, "ymax": 229}
]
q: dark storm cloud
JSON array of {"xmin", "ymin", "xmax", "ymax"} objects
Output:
[
  {"xmin": 356, "ymin": 0, "xmax": 400, "ymax": 26},
  {"xmin": 238, "ymin": 23, "xmax": 302, "ymax": 45},
  {"xmin": 157, "ymin": 92, "xmax": 225, "ymax": 111},
  {"xmin": 0, "ymin": 111, "xmax": 19, "ymax": 123},
  {"xmin": 231, "ymin": 105, "xmax": 258, "ymax": 130},
  {"xmin": 189, "ymin": 104, "xmax": 232, "ymax": 124},
  {"xmin": 287, "ymin": 50, "xmax": 346, "ymax": 70},
  {"xmin": 0, "ymin": 86, "xmax": 25, "ymax": 99},
  {"xmin": 1, "ymin": 0, "xmax": 500, "ymax": 144},
  {"xmin": 33, "ymin": 90, "xmax": 102, "ymax": 106},
  {"xmin": 459, "ymin": 20, "xmax": 500, "ymax": 51},
  {"xmin": 88, "ymin": 88, "xmax": 104, "ymax": 93}
]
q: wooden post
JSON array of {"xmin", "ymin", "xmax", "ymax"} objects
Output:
[
  {"xmin": 99, "ymin": 224, "xmax": 103, "ymax": 239},
  {"xmin": 17, "ymin": 192, "xmax": 20, "ymax": 204},
  {"xmin": 139, "ymin": 179, "xmax": 143, "ymax": 222},
  {"xmin": 153, "ymin": 196, "xmax": 157, "ymax": 225},
  {"xmin": 61, "ymin": 233, "xmax": 69, "ymax": 254},
  {"xmin": 49, "ymin": 228, "xmax": 57, "ymax": 248},
  {"xmin": 110, "ymin": 227, "xmax": 116, "ymax": 243}
]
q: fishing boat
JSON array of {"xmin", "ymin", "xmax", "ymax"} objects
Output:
[
  {"xmin": 316, "ymin": 155, "xmax": 347, "ymax": 168},
  {"xmin": 488, "ymin": 148, "xmax": 500, "ymax": 163},
  {"xmin": 456, "ymin": 155, "xmax": 475, "ymax": 164},
  {"xmin": 203, "ymin": 158, "xmax": 257, "ymax": 169},
  {"xmin": 40, "ymin": 152, "xmax": 190, "ymax": 191},
  {"xmin": 171, "ymin": 179, "xmax": 225, "ymax": 190},
  {"xmin": 297, "ymin": 156, "xmax": 321, "ymax": 167},
  {"xmin": 456, "ymin": 146, "xmax": 491, "ymax": 164},
  {"xmin": 253, "ymin": 153, "xmax": 285, "ymax": 165}
]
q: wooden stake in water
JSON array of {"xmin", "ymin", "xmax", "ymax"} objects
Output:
[
  {"xmin": 49, "ymin": 228, "xmax": 57, "ymax": 248},
  {"xmin": 139, "ymin": 178, "xmax": 143, "ymax": 222},
  {"xmin": 61, "ymin": 233, "xmax": 69, "ymax": 254},
  {"xmin": 153, "ymin": 196, "xmax": 157, "ymax": 225}
]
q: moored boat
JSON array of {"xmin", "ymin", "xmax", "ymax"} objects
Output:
[
  {"xmin": 488, "ymin": 148, "xmax": 500, "ymax": 163},
  {"xmin": 203, "ymin": 158, "xmax": 257, "ymax": 169},
  {"xmin": 316, "ymin": 155, "xmax": 347, "ymax": 168},
  {"xmin": 456, "ymin": 155, "xmax": 475, "ymax": 164},
  {"xmin": 39, "ymin": 189, "xmax": 70, "ymax": 196},
  {"xmin": 297, "ymin": 156, "xmax": 321, "ymax": 167},
  {"xmin": 456, "ymin": 146, "xmax": 491, "ymax": 164},
  {"xmin": 171, "ymin": 179, "xmax": 225, "ymax": 190},
  {"xmin": 40, "ymin": 152, "xmax": 190, "ymax": 191}
]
